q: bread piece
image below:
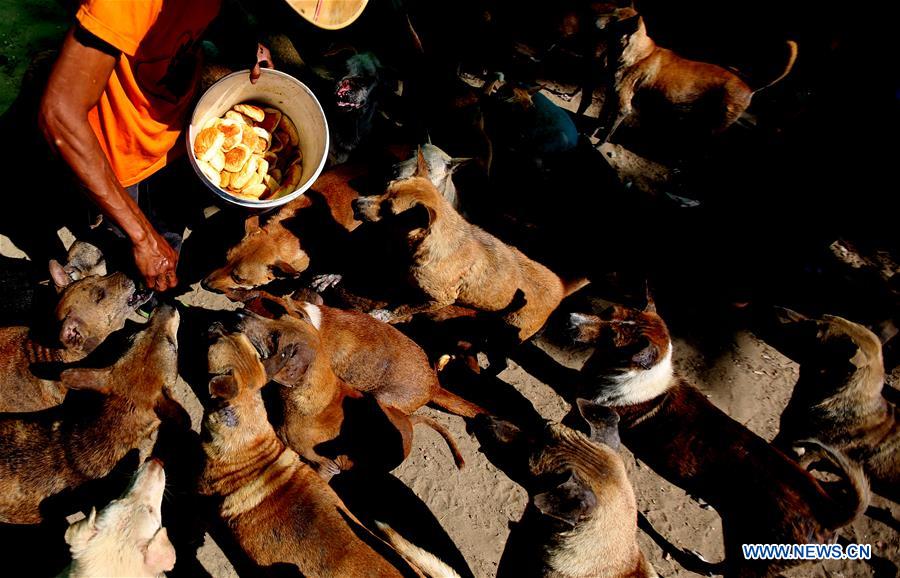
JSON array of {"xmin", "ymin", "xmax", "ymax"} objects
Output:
[
  {"xmin": 268, "ymin": 133, "xmax": 284, "ymax": 154},
  {"xmin": 279, "ymin": 163, "xmax": 303, "ymax": 194},
  {"xmin": 224, "ymin": 144, "xmax": 252, "ymax": 172},
  {"xmin": 263, "ymin": 151, "xmax": 278, "ymax": 166},
  {"xmin": 259, "ymin": 108, "xmax": 282, "ymax": 133},
  {"xmin": 210, "ymin": 149, "xmax": 226, "ymax": 172},
  {"xmin": 193, "ymin": 127, "xmax": 225, "ymax": 161},
  {"xmin": 216, "ymin": 119, "xmax": 244, "ymax": 152},
  {"xmin": 269, "ymin": 168, "xmax": 282, "ymax": 182},
  {"xmin": 231, "ymin": 155, "xmax": 259, "ymax": 190},
  {"xmin": 276, "ymin": 115, "xmax": 299, "ymax": 146},
  {"xmin": 263, "ymin": 173, "xmax": 279, "ymax": 192},
  {"xmin": 241, "ymin": 128, "xmax": 259, "ymax": 153},
  {"xmin": 241, "ymin": 183, "xmax": 268, "ymax": 199},
  {"xmin": 233, "ymin": 103, "xmax": 265, "ymax": 122},
  {"xmin": 220, "ymin": 170, "xmax": 232, "ymax": 189},
  {"xmin": 197, "ymin": 159, "xmax": 221, "ymax": 186},
  {"xmin": 252, "ymin": 127, "xmax": 271, "ymax": 153},
  {"xmin": 225, "ymin": 110, "xmax": 253, "ymax": 125}
]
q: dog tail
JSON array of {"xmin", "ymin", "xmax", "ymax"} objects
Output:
[
  {"xmin": 375, "ymin": 521, "xmax": 462, "ymax": 578},
  {"xmin": 430, "ymin": 386, "xmax": 488, "ymax": 418},
  {"xmin": 794, "ymin": 439, "xmax": 870, "ymax": 529},
  {"xmin": 410, "ymin": 414, "xmax": 465, "ymax": 469},
  {"xmin": 753, "ymin": 40, "xmax": 798, "ymax": 92},
  {"xmin": 562, "ymin": 276, "xmax": 591, "ymax": 298}
]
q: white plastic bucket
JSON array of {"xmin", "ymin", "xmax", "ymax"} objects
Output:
[{"xmin": 187, "ymin": 68, "xmax": 329, "ymax": 209}]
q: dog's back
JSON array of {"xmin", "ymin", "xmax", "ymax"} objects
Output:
[{"xmin": 620, "ymin": 381, "xmax": 867, "ymax": 571}]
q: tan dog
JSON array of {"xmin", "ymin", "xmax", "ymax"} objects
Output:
[
  {"xmin": 0, "ymin": 252, "xmax": 148, "ymax": 413},
  {"xmin": 202, "ymin": 163, "xmax": 367, "ymax": 294},
  {"xmin": 201, "ymin": 330, "xmax": 460, "ymax": 577},
  {"xmin": 569, "ymin": 302, "xmax": 869, "ymax": 576},
  {"xmin": 475, "ymin": 405, "xmax": 656, "ymax": 578},
  {"xmin": 595, "ymin": 7, "xmax": 797, "ymax": 141},
  {"xmin": 352, "ymin": 151, "xmax": 587, "ymax": 341},
  {"xmin": 245, "ymin": 291, "xmax": 485, "ymax": 416},
  {"xmin": 234, "ymin": 309, "xmax": 465, "ymax": 477},
  {"xmin": 0, "ymin": 305, "xmax": 180, "ymax": 524},
  {"xmin": 763, "ymin": 308, "xmax": 899, "ymax": 500},
  {"xmin": 61, "ymin": 458, "xmax": 175, "ymax": 578}
]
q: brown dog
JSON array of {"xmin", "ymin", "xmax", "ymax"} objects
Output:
[
  {"xmin": 474, "ymin": 404, "xmax": 656, "ymax": 578},
  {"xmin": 201, "ymin": 330, "xmax": 460, "ymax": 577},
  {"xmin": 762, "ymin": 308, "xmax": 899, "ymax": 500},
  {"xmin": 0, "ymin": 250, "xmax": 147, "ymax": 413},
  {"xmin": 0, "ymin": 305, "xmax": 180, "ymax": 524},
  {"xmin": 352, "ymin": 151, "xmax": 587, "ymax": 341},
  {"xmin": 203, "ymin": 163, "xmax": 367, "ymax": 295},
  {"xmin": 595, "ymin": 7, "xmax": 797, "ymax": 141},
  {"xmin": 569, "ymin": 302, "xmax": 869, "ymax": 576},
  {"xmin": 234, "ymin": 308, "xmax": 464, "ymax": 477},
  {"xmin": 245, "ymin": 291, "xmax": 485, "ymax": 416}
]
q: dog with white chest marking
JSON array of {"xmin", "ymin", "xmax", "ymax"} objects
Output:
[{"xmin": 569, "ymin": 298, "xmax": 869, "ymax": 577}]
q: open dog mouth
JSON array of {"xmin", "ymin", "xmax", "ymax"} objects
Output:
[
  {"xmin": 128, "ymin": 286, "xmax": 154, "ymax": 308},
  {"xmin": 336, "ymin": 99, "xmax": 364, "ymax": 110}
]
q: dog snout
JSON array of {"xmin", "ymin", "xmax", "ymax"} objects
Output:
[
  {"xmin": 336, "ymin": 78, "xmax": 355, "ymax": 97},
  {"xmin": 351, "ymin": 197, "xmax": 380, "ymax": 222}
]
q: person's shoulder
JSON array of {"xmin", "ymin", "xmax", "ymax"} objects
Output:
[{"xmin": 76, "ymin": 0, "xmax": 164, "ymax": 56}]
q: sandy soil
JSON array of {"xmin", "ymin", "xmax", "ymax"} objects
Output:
[{"xmin": 2, "ymin": 228, "xmax": 897, "ymax": 578}]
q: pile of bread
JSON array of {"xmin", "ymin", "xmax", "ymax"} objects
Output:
[{"xmin": 193, "ymin": 103, "xmax": 302, "ymax": 201}]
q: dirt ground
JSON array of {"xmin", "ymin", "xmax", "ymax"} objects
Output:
[{"xmin": 2, "ymin": 230, "xmax": 897, "ymax": 578}]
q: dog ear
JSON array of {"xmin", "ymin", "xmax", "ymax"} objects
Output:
[
  {"xmin": 244, "ymin": 215, "xmax": 261, "ymax": 235},
  {"xmin": 773, "ymin": 307, "xmax": 808, "ymax": 325},
  {"xmin": 49, "ymin": 259, "xmax": 73, "ymax": 291},
  {"xmin": 291, "ymin": 288, "xmax": 324, "ymax": 306},
  {"xmin": 265, "ymin": 340, "xmax": 315, "ymax": 387},
  {"xmin": 642, "ymin": 282, "xmax": 656, "ymax": 313},
  {"xmin": 60, "ymin": 368, "xmax": 112, "ymax": 394},
  {"xmin": 533, "ymin": 470, "xmax": 597, "ymax": 528},
  {"xmin": 448, "ymin": 157, "xmax": 472, "ymax": 174},
  {"xmin": 615, "ymin": 10, "xmax": 641, "ymax": 34},
  {"xmin": 143, "ymin": 527, "xmax": 177, "ymax": 574},
  {"xmin": 414, "ymin": 147, "xmax": 430, "ymax": 179},
  {"xmin": 398, "ymin": 202, "xmax": 436, "ymax": 233},
  {"xmin": 630, "ymin": 337, "xmax": 659, "ymax": 370},
  {"xmin": 569, "ymin": 312, "xmax": 604, "ymax": 344},
  {"xmin": 209, "ymin": 374, "xmax": 240, "ymax": 400},
  {"xmin": 477, "ymin": 415, "xmax": 524, "ymax": 445},
  {"xmin": 64, "ymin": 507, "xmax": 98, "ymax": 549},
  {"xmin": 273, "ymin": 256, "xmax": 306, "ymax": 277},
  {"xmin": 576, "ymin": 399, "xmax": 621, "ymax": 450}
]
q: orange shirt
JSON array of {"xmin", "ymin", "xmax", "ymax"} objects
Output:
[{"xmin": 76, "ymin": 0, "xmax": 221, "ymax": 186}]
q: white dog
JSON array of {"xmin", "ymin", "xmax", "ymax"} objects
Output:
[{"xmin": 61, "ymin": 458, "xmax": 175, "ymax": 578}]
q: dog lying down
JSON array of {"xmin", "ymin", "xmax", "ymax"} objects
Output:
[{"xmin": 61, "ymin": 457, "xmax": 175, "ymax": 578}]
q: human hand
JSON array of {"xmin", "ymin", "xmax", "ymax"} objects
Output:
[
  {"xmin": 250, "ymin": 43, "xmax": 273, "ymax": 84},
  {"xmin": 132, "ymin": 231, "xmax": 179, "ymax": 291}
]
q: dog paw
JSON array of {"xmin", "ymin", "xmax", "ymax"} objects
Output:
[
  {"xmin": 311, "ymin": 273, "xmax": 342, "ymax": 292},
  {"xmin": 369, "ymin": 309, "xmax": 394, "ymax": 323},
  {"xmin": 316, "ymin": 459, "xmax": 342, "ymax": 482}
]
